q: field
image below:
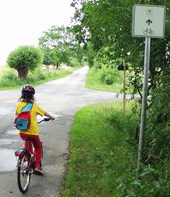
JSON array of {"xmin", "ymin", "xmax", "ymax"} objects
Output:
[{"xmin": 0, "ymin": 65, "xmax": 76, "ymax": 90}]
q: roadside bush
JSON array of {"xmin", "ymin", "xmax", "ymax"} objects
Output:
[
  {"xmin": 94, "ymin": 62, "xmax": 102, "ymax": 69},
  {"xmin": 118, "ymin": 164, "xmax": 170, "ymax": 197},
  {"xmin": 144, "ymin": 74, "xmax": 170, "ymax": 165},
  {"xmin": 26, "ymin": 74, "xmax": 36, "ymax": 84},
  {"xmin": 36, "ymin": 69, "xmax": 46, "ymax": 80},
  {"xmin": 0, "ymin": 71, "xmax": 21, "ymax": 87},
  {"xmin": 99, "ymin": 64, "xmax": 120, "ymax": 85},
  {"xmin": 104, "ymin": 74, "xmax": 114, "ymax": 85},
  {"xmin": 69, "ymin": 57, "xmax": 84, "ymax": 67},
  {"xmin": 3, "ymin": 72, "xmax": 18, "ymax": 81}
]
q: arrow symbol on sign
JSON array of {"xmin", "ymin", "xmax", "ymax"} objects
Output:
[{"xmin": 146, "ymin": 19, "xmax": 153, "ymax": 25}]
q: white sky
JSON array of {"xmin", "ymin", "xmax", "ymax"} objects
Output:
[{"xmin": 0, "ymin": 0, "xmax": 75, "ymax": 65}]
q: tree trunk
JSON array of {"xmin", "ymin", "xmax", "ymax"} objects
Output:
[
  {"xmin": 17, "ymin": 67, "xmax": 28, "ymax": 80},
  {"xmin": 56, "ymin": 62, "xmax": 59, "ymax": 70}
]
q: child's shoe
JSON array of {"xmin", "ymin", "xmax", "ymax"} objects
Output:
[{"xmin": 34, "ymin": 167, "xmax": 43, "ymax": 175}]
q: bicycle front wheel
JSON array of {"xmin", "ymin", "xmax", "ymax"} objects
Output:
[{"xmin": 17, "ymin": 156, "xmax": 31, "ymax": 194}]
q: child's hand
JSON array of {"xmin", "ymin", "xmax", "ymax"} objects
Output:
[
  {"xmin": 50, "ymin": 116, "xmax": 55, "ymax": 120},
  {"xmin": 44, "ymin": 112, "xmax": 55, "ymax": 120}
]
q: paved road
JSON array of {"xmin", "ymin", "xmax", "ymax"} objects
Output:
[{"xmin": 0, "ymin": 66, "xmax": 123, "ymax": 196}]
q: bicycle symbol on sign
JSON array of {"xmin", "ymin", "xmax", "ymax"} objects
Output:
[{"xmin": 143, "ymin": 28, "xmax": 154, "ymax": 35}]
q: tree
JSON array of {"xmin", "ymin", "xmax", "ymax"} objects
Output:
[
  {"xmin": 42, "ymin": 48, "xmax": 54, "ymax": 67},
  {"xmin": 39, "ymin": 26, "xmax": 81, "ymax": 68},
  {"xmin": 71, "ymin": 0, "xmax": 170, "ymax": 95},
  {"xmin": 7, "ymin": 45, "xmax": 43, "ymax": 79},
  {"xmin": 71, "ymin": 0, "xmax": 170, "ymax": 165}
]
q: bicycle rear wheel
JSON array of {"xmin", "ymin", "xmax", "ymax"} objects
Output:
[{"xmin": 17, "ymin": 156, "xmax": 31, "ymax": 194}]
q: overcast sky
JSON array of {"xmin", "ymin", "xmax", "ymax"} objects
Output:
[{"xmin": 0, "ymin": 0, "xmax": 75, "ymax": 65}]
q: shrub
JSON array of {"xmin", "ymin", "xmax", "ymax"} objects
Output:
[
  {"xmin": 144, "ymin": 74, "xmax": 170, "ymax": 165},
  {"xmin": 2, "ymin": 72, "xmax": 18, "ymax": 81},
  {"xmin": 104, "ymin": 74, "xmax": 114, "ymax": 85},
  {"xmin": 7, "ymin": 45, "xmax": 43, "ymax": 79},
  {"xmin": 95, "ymin": 62, "xmax": 102, "ymax": 69},
  {"xmin": 36, "ymin": 69, "xmax": 46, "ymax": 80},
  {"xmin": 99, "ymin": 64, "xmax": 120, "ymax": 85},
  {"xmin": 69, "ymin": 57, "xmax": 84, "ymax": 67},
  {"xmin": 0, "ymin": 71, "xmax": 21, "ymax": 87}
]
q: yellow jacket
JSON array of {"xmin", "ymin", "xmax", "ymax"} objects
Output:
[{"xmin": 15, "ymin": 102, "xmax": 45, "ymax": 136}]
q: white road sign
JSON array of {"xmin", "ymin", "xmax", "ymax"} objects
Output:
[{"xmin": 132, "ymin": 4, "xmax": 166, "ymax": 38}]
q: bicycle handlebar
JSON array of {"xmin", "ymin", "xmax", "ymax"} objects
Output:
[{"xmin": 38, "ymin": 118, "xmax": 51, "ymax": 124}]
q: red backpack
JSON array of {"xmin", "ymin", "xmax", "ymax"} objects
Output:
[{"xmin": 15, "ymin": 103, "xmax": 33, "ymax": 131}]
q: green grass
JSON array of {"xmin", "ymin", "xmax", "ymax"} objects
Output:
[
  {"xmin": 61, "ymin": 66, "xmax": 170, "ymax": 196},
  {"xmin": 61, "ymin": 101, "xmax": 139, "ymax": 196},
  {"xmin": 85, "ymin": 67, "xmax": 130, "ymax": 93},
  {"xmin": 61, "ymin": 100, "xmax": 170, "ymax": 196},
  {"xmin": 0, "ymin": 65, "xmax": 77, "ymax": 90}
]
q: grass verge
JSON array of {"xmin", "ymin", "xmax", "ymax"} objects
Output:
[
  {"xmin": 61, "ymin": 101, "xmax": 139, "ymax": 196},
  {"xmin": 85, "ymin": 67, "xmax": 130, "ymax": 93},
  {"xmin": 0, "ymin": 65, "xmax": 77, "ymax": 90}
]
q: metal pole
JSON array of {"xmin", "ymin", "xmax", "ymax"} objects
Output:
[
  {"xmin": 123, "ymin": 60, "xmax": 126, "ymax": 118},
  {"xmin": 137, "ymin": 37, "xmax": 151, "ymax": 169}
]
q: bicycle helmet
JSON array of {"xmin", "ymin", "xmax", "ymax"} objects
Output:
[{"xmin": 21, "ymin": 84, "xmax": 35, "ymax": 99}]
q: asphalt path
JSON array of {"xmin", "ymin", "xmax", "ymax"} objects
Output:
[{"xmin": 0, "ymin": 66, "xmax": 124, "ymax": 196}]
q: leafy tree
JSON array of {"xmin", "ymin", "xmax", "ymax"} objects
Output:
[
  {"xmin": 7, "ymin": 45, "xmax": 43, "ymax": 79},
  {"xmin": 71, "ymin": 0, "xmax": 169, "ymax": 98},
  {"xmin": 144, "ymin": 69, "xmax": 170, "ymax": 164},
  {"xmin": 84, "ymin": 42, "xmax": 96, "ymax": 67},
  {"xmin": 42, "ymin": 48, "xmax": 54, "ymax": 67},
  {"xmin": 39, "ymin": 26, "xmax": 83, "ymax": 68},
  {"xmin": 71, "ymin": 0, "xmax": 170, "ymax": 94},
  {"xmin": 71, "ymin": 0, "xmax": 170, "ymax": 166}
]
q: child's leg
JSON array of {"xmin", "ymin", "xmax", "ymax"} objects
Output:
[
  {"xmin": 19, "ymin": 133, "xmax": 42, "ymax": 167},
  {"xmin": 19, "ymin": 133, "xmax": 33, "ymax": 154},
  {"xmin": 31, "ymin": 136, "xmax": 42, "ymax": 168}
]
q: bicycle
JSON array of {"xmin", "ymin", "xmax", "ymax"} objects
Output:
[{"xmin": 14, "ymin": 118, "xmax": 50, "ymax": 194}]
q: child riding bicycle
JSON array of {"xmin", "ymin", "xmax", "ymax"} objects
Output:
[{"xmin": 15, "ymin": 84, "xmax": 55, "ymax": 175}]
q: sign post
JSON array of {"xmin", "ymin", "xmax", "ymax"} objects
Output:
[
  {"xmin": 132, "ymin": 4, "xmax": 165, "ymax": 169},
  {"xmin": 137, "ymin": 36, "xmax": 151, "ymax": 169},
  {"xmin": 123, "ymin": 60, "xmax": 126, "ymax": 118}
]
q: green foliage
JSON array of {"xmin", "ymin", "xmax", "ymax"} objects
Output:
[
  {"xmin": 61, "ymin": 101, "xmax": 170, "ymax": 196},
  {"xmin": 118, "ymin": 164, "xmax": 170, "ymax": 197},
  {"xmin": 35, "ymin": 69, "xmax": 46, "ymax": 80},
  {"xmin": 6, "ymin": 45, "xmax": 43, "ymax": 79},
  {"xmin": 99, "ymin": 64, "xmax": 120, "ymax": 85},
  {"xmin": 104, "ymin": 74, "xmax": 114, "ymax": 85},
  {"xmin": 85, "ymin": 66, "xmax": 125, "ymax": 92},
  {"xmin": 71, "ymin": 0, "xmax": 170, "ymax": 171},
  {"xmin": 42, "ymin": 48, "xmax": 54, "ymax": 66},
  {"xmin": 0, "ymin": 71, "xmax": 21, "ymax": 87},
  {"xmin": 69, "ymin": 57, "xmax": 84, "ymax": 67},
  {"xmin": 61, "ymin": 102, "xmax": 137, "ymax": 196},
  {"xmin": 0, "ymin": 66, "xmax": 77, "ymax": 90},
  {"xmin": 71, "ymin": 0, "xmax": 170, "ymax": 92},
  {"xmin": 39, "ymin": 26, "xmax": 85, "ymax": 68},
  {"xmin": 85, "ymin": 42, "xmax": 96, "ymax": 67},
  {"xmin": 143, "ymin": 73, "xmax": 170, "ymax": 165},
  {"xmin": 2, "ymin": 72, "xmax": 18, "ymax": 81}
]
